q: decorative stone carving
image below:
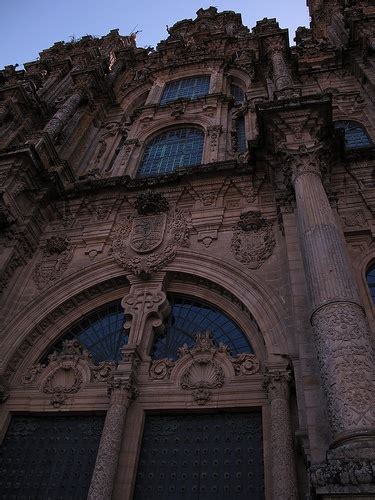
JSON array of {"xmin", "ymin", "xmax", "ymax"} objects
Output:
[
  {"xmin": 199, "ymin": 191, "xmax": 217, "ymax": 206},
  {"xmin": 207, "ymin": 125, "xmax": 222, "ymax": 152},
  {"xmin": 89, "ymin": 121, "xmax": 121, "ymax": 168},
  {"xmin": 111, "ymin": 195, "xmax": 190, "ymax": 276},
  {"xmin": 134, "ymin": 191, "xmax": 169, "ymax": 215},
  {"xmin": 43, "ymin": 365, "xmax": 83, "ymax": 407},
  {"xmin": 231, "ymin": 211, "xmax": 275, "ymax": 269},
  {"xmin": 312, "ymin": 302, "xmax": 375, "ymax": 435},
  {"xmin": 22, "ymin": 339, "xmax": 115, "ymax": 406},
  {"xmin": 33, "ymin": 235, "xmax": 74, "ymax": 289},
  {"xmin": 310, "ymin": 459, "xmax": 375, "ymax": 490},
  {"xmin": 231, "ymin": 353, "xmax": 259, "ymax": 376},
  {"xmin": 343, "ymin": 210, "xmax": 367, "ymax": 228},
  {"xmin": 119, "ymin": 138, "xmax": 139, "ymax": 168},
  {"xmin": 122, "ymin": 286, "xmax": 170, "ymax": 345},
  {"xmin": 149, "ymin": 359, "xmax": 175, "ymax": 380},
  {"xmin": 21, "ymin": 363, "xmax": 45, "ymax": 384},
  {"xmin": 149, "ymin": 332, "xmax": 260, "ymax": 401},
  {"xmin": 180, "ymin": 359, "xmax": 224, "ymax": 405}
]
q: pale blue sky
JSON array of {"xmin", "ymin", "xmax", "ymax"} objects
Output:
[{"xmin": 1, "ymin": 1, "xmax": 310, "ymax": 69}]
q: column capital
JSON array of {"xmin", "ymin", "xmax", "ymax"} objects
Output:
[
  {"xmin": 263, "ymin": 369, "xmax": 292, "ymax": 401},
  {"xmin": 283, "ymin": 145, "xmax": 328, "ymax": 185},
  {"xmin": 108, "ymin": 377, "xmax": 138, "ymax": 406},
  {"xmin": 264, "ymin": 34, "xmax": 287, "ymax": 57}
]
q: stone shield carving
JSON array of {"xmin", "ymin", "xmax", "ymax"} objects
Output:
[
  {"xmin": 111, "ymin": 194, "xmax": 190, "ymax": 276},
  {"xmin": 130, "ymin": 214, "xmax": 167, "ymax": 253},
  {"xmin": 33, "ymin": 235, "xmax": 74, "ymax": 289},
  {"xmin": 231, "ymin": 211, "xmax": 275, "ymax": 269}
]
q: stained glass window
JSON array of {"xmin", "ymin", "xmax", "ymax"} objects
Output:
[
  {"xmin": 366, "ymin": 264, "xmax": 375, "ymax": 304},
  {"xmin": 231, "ymin": 83, "xmax": 245, "ymax": 103},
  {"xmin": 137, "ymin": 128, "xmax": 204, "ymax": 177},
  {"xmin": 236, "ymin": 116, "xmax": 247, "ymax": 153},
  {"xmin": 334, "ymin": 121, "xmax": 373, "ymax": 150},
  {"xmin": 151, "ymin": 295, "xmax": 253, "ymax": 360},
  {"xmin": 160, "ymin": 76, "xmax": 210, "ymax": 105},
  {"xmin": 41, "ymin": 301, "xmax": 127, "ymax": 363}
]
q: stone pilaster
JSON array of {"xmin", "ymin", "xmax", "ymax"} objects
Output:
[
  {"xmin": 264, "ymin": 370, "xmax": 298, "ymax": 500},
  {"xmin": 43, "ymin": 88, "xmax": 85, "ymax": 140},
  {"xmin": 287, "ymin": 146, "xmax": 375, "ymax": 443},
  {"xmin": 88, "ymin": 348, "xmax": 139, "ymax": 500}
]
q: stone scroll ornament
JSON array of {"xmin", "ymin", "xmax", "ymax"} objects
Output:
[
  {"xmin": 111, "ymin": 192, "xmax": 190, "ymax": 277},
  {"xmin": 231, "ymin": 211, "xmax": 275, "ymax": 269}
]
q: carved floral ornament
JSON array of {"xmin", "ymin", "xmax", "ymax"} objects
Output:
[
  {"xmin": 21, "ymin": 339, "xmax": 115, "ymax": 407},
  {"xmin": 149, "ymin": 331, "xmax": 260, "ymax": 405},
  {"xmin": 231, "ymin": 211, "xmax": 275, "ymax": 269},
  {"xmin": 111, "ymin": 192, "xmax": 190, "ymax": 277}
]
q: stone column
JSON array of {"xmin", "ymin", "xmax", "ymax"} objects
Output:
[
  {"xmin": 88, "ymin": 348, "xmax": 139, "ymax": 500},
  {"xmin": 43, "ymin": 87, "xmax": 84, "ymax": 140},
  {"xmin": 287, "ymin": 147, "xmax": 375, "ymax": 443},
  {"xmin": 265, "ymin": 37, "xmax": 294, "ymax": 93},
  {"xmin": 264, "ymin": 370, "xmax": 298, "ymax": 500}
]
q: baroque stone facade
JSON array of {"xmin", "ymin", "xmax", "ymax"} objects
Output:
[{"xmin": 0, "ymin": 2, "xmax": 375, "ymax": 499}]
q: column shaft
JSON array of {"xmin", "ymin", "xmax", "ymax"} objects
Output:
[
  {"xmin": 88, "ymin": 390, "xmax": 130, "ymax": 500},
  {"xmin": 265, "ymin": 371, "xmax": 298, "ymax": 500},
  {"xmin": 270, "ymin": 51, "xmax": 293, "ymax": 91},
  {"xmin": 291, "ymin": 153, "xmax": 375, "ymax": 439},
  {"xmin": 43, "ymin": 89, "xmax": 83, "ymax": 140}
]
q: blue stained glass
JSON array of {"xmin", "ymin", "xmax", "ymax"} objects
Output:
[
  {"xmin": 151, "ymin": 296, "xmax": 254, "ymax": 360},
  {"xmin": 231, "ymin": 83, "xmax": 245, "ymax": 103},
  {"xmin": 137, "ymin": 128, "xmax": 204, "ymax": 177},
  {"xmin": 160, "ymin": 76, "xmax": 210, "ymax": 105},
  {"xmin": 236, "ymin": 116, "xmax": 247, "ymax": 153},
  {"xmin": 41, "ymin": 301, "xmax": 127, "ymax": 363},
  {"xmin": 334, "ymin": 121, "xmax": 373, "ymax": 150},
  {"xmin": 366, "ymin": 265, "xmax": 375, "ymax": 304}
]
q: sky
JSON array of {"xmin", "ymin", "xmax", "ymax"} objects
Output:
[{"xmin": 0, "ymin": 1, "xmax": 310, "ymax": 69}]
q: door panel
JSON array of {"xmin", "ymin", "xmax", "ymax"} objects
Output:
[
  {"xmin": 134, "ymin": 412, "xmax": 264, "ymax": 500},
  {"xmin": 0, "ymin": 415, "xmax": 104, "ymax": 500}
]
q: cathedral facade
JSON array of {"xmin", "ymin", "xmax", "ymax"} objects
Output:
[{"xmin": 0, "ymin": 2, "xmax": 374, "ymax": 498}]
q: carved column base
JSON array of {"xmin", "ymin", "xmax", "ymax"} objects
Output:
[{"xmin": 310, "ymin": 457, "xmax": 375, "ymax": 497}]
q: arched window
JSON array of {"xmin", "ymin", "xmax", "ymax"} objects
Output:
[
  {"xmin": 334, "ymin": 121, "xmax": 373, "ymax": 150},
  {"xmin": 137, "ymin": 127, "xmax": 204, "ymax": 177},
  {"xmin": 366, "ymin": 264, "xmax": 375, "ymax": 304},
  {"xmin": 40, "ymin": 301, "xmax": 127, "ymax": 364},
  {"xmin": 231, "ymin": 83, "xmax": 245, "ymax": 103},
  {"xmin": 151, "ymin": 295, "xmax": 254, "ymax": 360},
  {"xmin": 160, "ymin": 76, "xmax": 210, "ymax": 105}
]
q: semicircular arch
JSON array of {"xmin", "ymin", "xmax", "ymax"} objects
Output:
[{"xmin": 1, "ymin": 251, "xmax": 291, "ymax": 383}]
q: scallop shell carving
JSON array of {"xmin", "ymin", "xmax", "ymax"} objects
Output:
[{"xmin": 180, "ymin": 359, "xmax": 224, "ymax": 390}]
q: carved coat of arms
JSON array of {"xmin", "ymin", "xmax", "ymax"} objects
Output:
[
  {"xmin": 130, "ymin": 214, "xmax": 167, "ymax": 253},
  {"xmin": 111, "ymin": 192, "xmax": 190, "ymax": 277},
  {"xmin": 231, "ymin": 211, "xmax": 275, "ymax": 269}
]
